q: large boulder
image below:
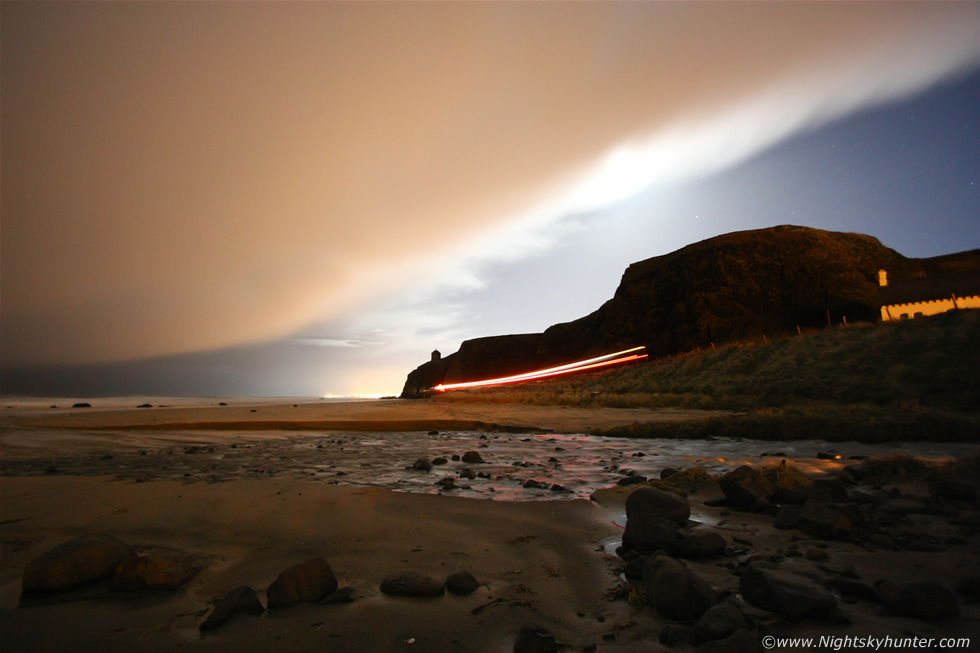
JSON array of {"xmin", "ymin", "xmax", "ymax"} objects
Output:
[
  {"xmin": 111, "ymin": 552, "xmax": 204, "ymax": 591},
  {"xmin": 739, "ymin": 565, "xmax": 836, "ymax": 620},
  {"xmin": 22, "ymin": 534, "xmax": 137, "ymax": 594},
  {"xmin": 266, "ymin": 557, "xmax": 338, "ymax": 609},
  {"xmin": 695, "ymin": 601, "xmax": 748, "ymax": 642},
  {"xmin": 719, "ymin": 466, "xmax": 776, "ymax": 511},
  {"xmin": 625, "ymin": 486, "xmax": 691, "ymax": 525},
  {"xmin": 797, "ymin": 503, "xmax": 852, "ymax": 539},
  {"xmin": 643, "ymin": 556, "xmax": 718, "ymax": 621},
  {"xmin": 200, "ymin": 585, "xmax": 265, "ymax": 631},
  {"xmin": 622, "ymin": 512, "xmax": 678, "ymax": 554},
  {"xmin": 380, "ymin": 572, "xmax": 445, "ymax": 597},
  {"xmin": 876, "ymin": 580, "xmax": 959, "ymax": 620},
  {"xmin": 675, "ymin": 531, "xmax": 727, "ymax": 559}
]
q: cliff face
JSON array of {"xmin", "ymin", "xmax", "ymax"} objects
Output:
[{"xmin": 401, "ymin": 225, "xmax": 979, "ymax": 396}]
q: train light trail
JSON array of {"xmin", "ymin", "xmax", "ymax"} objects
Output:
[{"xmin": 432, "ymin": 346, "xmax": 647, "ymax": 391}]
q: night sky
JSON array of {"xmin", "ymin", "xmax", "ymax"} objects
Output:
[{"xmin": 2, "ymin": 2, "xmax": 979, "ymax": 397}]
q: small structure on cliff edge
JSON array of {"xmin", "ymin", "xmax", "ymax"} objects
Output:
[
  {"xmin": 878, "ymin": 269, "xmax": 980, "ymax": 321},
  {"xmin": 431, "ymin": 350, "xmax": 441, "ymax": 362}
]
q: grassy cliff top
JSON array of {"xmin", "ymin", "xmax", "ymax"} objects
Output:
[{"xmin": 431, "ymin": 309, "xmax": 980, "ymax": 443}]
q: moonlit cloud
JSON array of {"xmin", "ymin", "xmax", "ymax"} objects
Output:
[{"xmin": 3, "ymin": 2, "xmax": 979, "ymax": 371}]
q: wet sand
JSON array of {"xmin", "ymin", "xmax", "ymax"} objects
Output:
[
  {"xmin": 1, "ymin": 396, "xmax": 732, "ymax": 434},
  {"xmin": 1, "ymin": 399, "xmax": 977, "ymax": 652}
]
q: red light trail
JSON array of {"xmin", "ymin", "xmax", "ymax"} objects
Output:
[{"xmin": 432, "ymin": 346, "xmax": 648, "ymax": 392}]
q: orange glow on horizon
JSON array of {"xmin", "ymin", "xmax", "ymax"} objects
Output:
[{"xmin": 433, "ymin": 346, "xmax": 647, "ymax": 391}]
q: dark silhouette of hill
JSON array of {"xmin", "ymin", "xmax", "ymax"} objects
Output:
[{"xmin": 401, "ymin": 225, "xmax": 979, "ymax": 396}]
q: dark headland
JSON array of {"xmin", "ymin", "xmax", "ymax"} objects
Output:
[
  {"xmin": 401, "ymin": 225, "xmax": 980, "ymax": 443},
  {"xmin": 403, "ymin": 225, "xmax": 980, "ymax": 397}
]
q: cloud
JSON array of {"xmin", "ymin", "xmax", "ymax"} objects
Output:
[{"xmin": 3, "ymin": 2, "xmax": 979, "ymax": 366}]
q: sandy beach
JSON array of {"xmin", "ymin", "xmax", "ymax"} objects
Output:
[{"xmin": 1, "ymin": 399, "xmax": 978, "ymax": 652}]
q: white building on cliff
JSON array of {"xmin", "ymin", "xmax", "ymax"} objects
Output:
[{"xmin": 878, "ymin": 269, "xmax": 980, "ymax": 321}]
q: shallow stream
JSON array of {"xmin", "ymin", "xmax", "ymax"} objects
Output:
[{"xmin": 1, "ymin": 428, "xmax": 974, "ymax": 502}]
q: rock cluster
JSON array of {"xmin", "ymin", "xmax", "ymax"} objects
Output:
[
  {"xmin": 21, "ymin": 534, "xmax": 137, "ymax": 594},
  {"xmin": 612, "ymin": 457, "xmax": 976, "ymax": 647},
  {"xmin": 20, "ymin": 533, "xmax": 208, "ymax": 603}
]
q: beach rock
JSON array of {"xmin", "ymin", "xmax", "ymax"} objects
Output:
[
  {"xmin": 622, "ymin": 512, "xmax": 678, "ymax": 554},
  {"xmin": 761, "ymin": 462, "xmax": 813, "ymax": 493},
  {"xmin": 22, "ymin": 533, "xmax": 137, "ymax": 593},
  {"xmin": 771, "ymin": 488, "xmax": 810, "ymax": 505},
  {"xmin": 266, "ymin": 557, "xmax": 338, "ymax": 609},
  {"xmin": 695, "ymin": 628, "xmax": 760, "ymax": 653},
  {"xmin": 695, "ymin": 601, "xmax": 748, "ymax": 642},
  {"xmin": 830, "ymin": 579, "xmax": 879, "ymax": 602},
  {"xmin": 798, "ymin": 503, "xmax": 852, "ymax": 539},
  {"xmin": 876, "ymin": 580, "xmax": 959, "ymax": 620},
  {"xmin": 675, "ymin": 531, "xmax": 727, "ymax": 559},
  {"xmin": 320, "ymin": 586, "xmax": 356, "ymax": 604},
  {"xmin": 431, "ymin": 457, "xmax": 448, "ymax": 465},
  {"xmin": 659, "ymin": 624, "xmax": 699, "ymax": 646},
  {"xmin": 523, "ymin": 479, "xmax": 548, "ymax": 489},
  {"xmin": 200, "ymin": 585, "xmax": 264, "ymax": 631},
  {"xmin": 804, "ymin": 547, "xmax": 829, "ymax": 562},
  {"xmin": 739, "ymin": 565, "xmax": 836, "ymax": 620},
  {"xmin": 955, "ymin": 576, "xmax": 980, "ymax": 602},
  {"xmin": 111, "ymin": 552, "xmax": 204, "ymax": 591},
  {"xmin": 807, "ymin": 479, "xmax": 849, "ymax": 504},
  {"xmin": 879, "ymin": 497, "xmax": 930, "ymax": 515},
  {"xmin": 749, "ymin": 497, "xmax": 778, "ymax": 514},
  {"xmin": 72, "ymin": 402, "xmax": 92, "ymax": 408},
  {"xmin": 773, "ymin": 505, "xmax": 804, "ymax": 530},
  {"xmin": 446, "ymin": 571, "xmax": 479, "ymax": 596},
  {"xmin": 380, "ymin": 572, "xmax": 445, "ymax": 597},
  {"xmin": 719, "ymin": 466, "xmax": 776, "ymax": 511},
  {"xmin": 461, "ymin": 451, "xmax": 485, "ymax": 464},
  {"xmin": 459, "ymin": 468, "xmax": 476, "ymax": 480},
  {"xmin": 625, "ymin": 486, "xmax": 691, "ymax": 526},
  {"xmin": 842, "ymin": 464, "xmax": 866, "ymax": 481},
  {"xmin": 930, "ymin": 479, "xmax": 976, "ymax": 503},
  {"xmin": 907, "ymin": 537, "xmax": 945, "ymax": 552},
  {"xmin": 624, "ymin": 555, "xmax": 649, "ymax": 579},
  {"xmin": 513, "ymin": 623, "xmax": 559, "ymax": 653},
  {"xmin": 412, "ymin": 457, "xmax": 432, "ymax": 472},
  {"xmin": 616, "ymin": 475, "xmax": 647, "ymax": 486},
  {"xmin": 435, "ymin": 477, "xmax": 458, "ymax": 490},
  {"xmin": 642, "ymin": 555, "xmax": 718, "ymax": 621}
]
